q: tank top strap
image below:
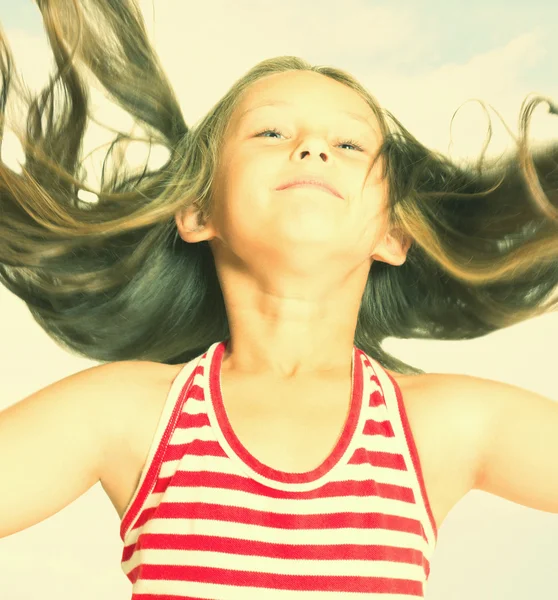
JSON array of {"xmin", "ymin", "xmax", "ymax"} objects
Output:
[
  {"xmin": 120, "ymin": 351, "xmax": 205, "ymax": 540},
  {"xmin": 365, "ymin": 356, "xmax": 438, "ymax": 549}
]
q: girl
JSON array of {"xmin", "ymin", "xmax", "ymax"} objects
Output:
[{"xmin": 1, "ymin": 1, "xmax": 557, "ymax": 598}]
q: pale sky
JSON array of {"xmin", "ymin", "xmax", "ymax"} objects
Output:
[{"xmin": 0, "ymin": 1, "xmax": 557, "ymax": 599}]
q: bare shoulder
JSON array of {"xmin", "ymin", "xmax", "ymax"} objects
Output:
[
  {"xmin": 385, "ymin": 369, "xmax": 493, "ymax": 529},
  {"xmin": 79, "ymin": 359, "xmax": 183, "ymax": 445},
  {"xmin": 392, "ymin": 370, "xmax": 507, "ymax": 443},
  {"xmin": 385, "ymin": 368, "xmax": 492, "ymax": 432},
  {"xmin": 98, "ymin": 360, "xmax": 184, "ymax": 425},
  {"xmin": 96, "ymin": 359, "xmax": 184, "ymax": 456},
  {"xmin": 95, "ymin": 360, "xmax": 184, "ymax": 518}
]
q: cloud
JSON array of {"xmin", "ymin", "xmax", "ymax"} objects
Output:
[
  {"xmin": 360, "ymin": 31, "xmax": 557, "ymax": 158},
  {"xmin": 136, "ymin": 0, "xmax": 424, "ymax": 124}
]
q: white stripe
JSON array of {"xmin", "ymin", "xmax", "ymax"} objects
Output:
[
  {"xmin": 158, "ymin": 454, "xmax": 238, "ymax": 478},
  {"xmin": 155, "ymin": 485, "xmax": 420, "ymax": 518},
  {"xmin": 166, "ymin": 422, "xmax": 221, "ymax": 445},
  {"xmin": 123, "ymin": 547, "xmax": 425, "ymax": 580},
  {"xmin": 359, "ymin": 432, "xmax": 409, "ymax": 452},
  {"xmin": 180, "ymin": 395, "xmax": 209, "ymax": 414},
  {"xmin": 123, "ymin": 519, "xmax": 429, "ymax": 557},
  {"xmin": 130, "ymin": 578, "xmax": 423, "ymax": 600},
  {"xmin": 157, "ymin": 454, "xmax": 418, "ymax": 488}
]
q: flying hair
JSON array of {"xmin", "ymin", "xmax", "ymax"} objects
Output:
[{"xmin": 0, "ymin": 0, "xmax": 557, "ymax": 374}]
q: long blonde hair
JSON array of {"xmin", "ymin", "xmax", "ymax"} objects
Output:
[{"xmin": 1, "ymin": 0, "xmax": 557, "ymax": 373}]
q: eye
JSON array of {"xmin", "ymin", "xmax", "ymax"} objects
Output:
[
  {"xmin": 338, "ymin": 138, "xmax": 364, "ymax": 152},
  {"xmin": 254, "ymin": 127, "xmax": 365, "ymax": 152},
  {"xmin": 255, "ymin": 127, "xmax": 284, "ymax": 140}
]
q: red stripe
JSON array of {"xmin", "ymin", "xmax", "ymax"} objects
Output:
[
  {"xmin": 132, "ymin": 502, "xmax": 423, "ymax": 534},
  {"xmin": 348, "ymin": 447, "xmax": 408, "ymax": 470},
  {"xmin": 133, "ymin": 532, "xmax": 427, "ymax": 565},
  {"xmin": 164, "ymin": 439, "xmax": 227, "ymax": 461},
  {"xmin": 133, "ymin": 506, "xmax": 158, "ymax": 529},
  {"xmin": 152, "ymin": 470, "xmax": 415, "ymax": 502},
  {"xmin": 128, "ymin": 564, "xmax": 424, "ymax": 595},
  {"xmin": 122, "ymin": 542, "xmax": 135, "ymax": 563},
  {"xmin": 363, "ymin": 418, "xmax": 395, "ymax": 437},
  {"xmin": 369, "ymin": 388, "xmax": 385, "ymax": 407},
  {"xmin": 182, "ymin": 379, "xmax": 205, "ymax": 400},
  {"xmin": 176, "ymin": 410, "xmax": 211, "ymax": 428}
]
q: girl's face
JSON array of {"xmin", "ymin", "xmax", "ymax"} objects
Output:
[{"xmin": 181, "ymin": 70, "xmax": 409, "ymax": 276}]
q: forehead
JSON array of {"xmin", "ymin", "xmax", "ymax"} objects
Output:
[{"xmin": 232, "ymin": 70, "xmax": 379, "ymax": 130}]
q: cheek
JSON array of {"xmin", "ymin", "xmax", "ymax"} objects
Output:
[
  {"xmin": 213, "ymin": 171, "xmax": 262, "ymax": 236},
  {"xmin": 229, "ymin": 159, "xmax": 274, "ymax": 207},
  {"xmin": 355, "ymin": 190, "xmax": 391, "ymax": 247},
  {"xmin": 360, "ymin": 173, "xmax": 389, "ymax": 212},
  {"xmin": 363, "ymin": 180, "xmax": 391, "ymax": 225}
]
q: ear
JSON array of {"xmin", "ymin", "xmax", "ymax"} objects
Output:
[
  {"xmin": 175, "ymin": 204, "xmax": 216, "ymax": 244},
  {"xmin": 371, "ymin": 227, "xmax": 412, "ymax": 266}
]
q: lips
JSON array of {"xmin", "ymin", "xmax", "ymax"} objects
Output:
[{"xmin": 276, "ymin": 177, "xmax": 343, "ymax": 199}]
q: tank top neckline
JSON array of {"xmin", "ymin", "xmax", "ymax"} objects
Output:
[{"xmin": 207, "ymin": 339, "xmax": 364, "ymax": 485}]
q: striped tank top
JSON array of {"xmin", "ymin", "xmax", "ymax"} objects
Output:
[{"xmin": 120, "ymin": 339, "xmax": 438, "ymax": 599}]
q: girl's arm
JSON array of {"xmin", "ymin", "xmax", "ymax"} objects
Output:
[
  {"xmin": 0, "ymin": 362, "xmax": 129, "ymax": 539},
  {"xmin": 450, "ymin": 374, "xmax": 558, "ymax": 513}
]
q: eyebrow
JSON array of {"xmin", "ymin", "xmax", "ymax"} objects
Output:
[{"xmin": 238, "ymin": 100, "xmax": 376, "ymax": 129}]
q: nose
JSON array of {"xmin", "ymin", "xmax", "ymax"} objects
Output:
[{"xmin": 296, "ymin": 136, "xmax": 330, "ymax": 162}]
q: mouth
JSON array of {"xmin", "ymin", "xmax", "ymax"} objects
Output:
[{"xmin": 277, "ymin": 181, "xmax": 343, "ymax": 199}]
